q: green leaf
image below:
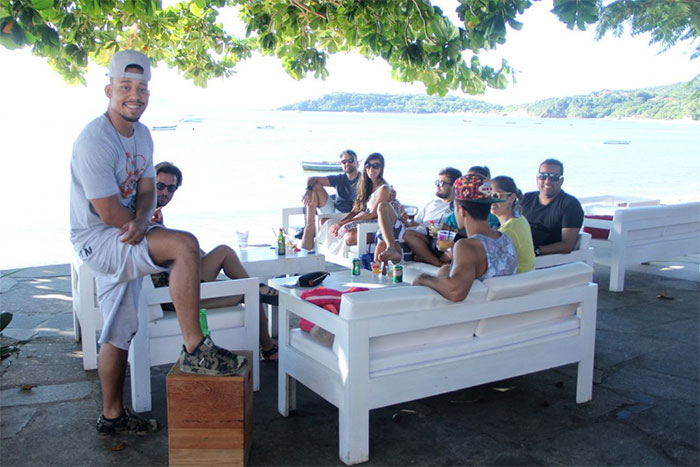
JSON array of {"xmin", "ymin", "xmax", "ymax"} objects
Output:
[
  {"xmin": 189, "ymin": 3, "xmax": 203, "ymax": 18},
  {"xmin": 30, "ymin": 0, "xmax": 53, "ymax": 10}
]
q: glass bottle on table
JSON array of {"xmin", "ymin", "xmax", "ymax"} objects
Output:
[{"xmin": 277, "ymin": 228, "xmax": 286, "ymax": 256}]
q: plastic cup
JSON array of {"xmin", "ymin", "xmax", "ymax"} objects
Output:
[
  {"xmin": 235, "ymin": 231, "xmax": 249, "ymax": 249},
  {"xmin": 436, "ymin": 230, "xmax": 456, "ymax": 251}
]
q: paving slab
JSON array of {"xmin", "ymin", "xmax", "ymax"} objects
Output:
[{"xmin": 0, "ymin": 263, "xmax": 697, "ymax": 467}]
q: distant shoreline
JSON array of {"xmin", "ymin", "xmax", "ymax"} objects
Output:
[
  {"xmin": 279, "ymin": 80, "xmax": 700, "ymax": 121},
  {"xmin": 278, "ymin": 108, "xmax": 700, "ymax": 124}
]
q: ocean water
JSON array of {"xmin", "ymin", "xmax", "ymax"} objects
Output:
[{"xmin": 2, "ymin": 111, "xmax": 699, "ymax": 270}]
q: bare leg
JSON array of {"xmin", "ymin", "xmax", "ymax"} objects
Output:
[
  {"xmin": 98, "ymin": 343, "xmax": 128, "ymax": 419},
  {"xmin": 301, "ymin": 185, "xmax": 329, "ymax": 250},
  {"xmin": 259, "ymin": 304, "xmax": 277, "ymax": 360},
  {"xmin": 146, "ymin": 228, "xmax": 203, "ymax": 353},
  {"xmin": 376, "ymin": 202, "xmax": 402, "ymax": 264},
  {"xmin": 344, "ymin": 229, "xmax": 358, "ymax": 246},
  {"xmin": 200, "ymin": 245, "xmax": 277, "ymax": 356},
  {"xmin": 404, "ymin": 229, "xmax": 445, "ymax": 266},
  {"xmin": 201, "ymin": 245, "xmax": 247, "ymax": 281},
  {"xmin": 373, "ymin": 239, "xmax": 387, "ymax": 262}
]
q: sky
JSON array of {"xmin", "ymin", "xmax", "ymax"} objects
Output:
[{"xmin": 0, "ymin": 1, "xmax": 698, "ymax": 119}]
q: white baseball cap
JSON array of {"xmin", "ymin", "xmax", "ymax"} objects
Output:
[{"xmin": 107, "ymin": 50, "xmax": 151, "ymax": 81}]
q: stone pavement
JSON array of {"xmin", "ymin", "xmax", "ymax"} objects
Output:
[{"xmin": 1, "ymin": 259, "xmax": 698, "ymax": 466}]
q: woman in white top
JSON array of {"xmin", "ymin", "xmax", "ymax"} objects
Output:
[{"xmin": 328, "ymin": 153, "xmax": 398, "ymax": 246}]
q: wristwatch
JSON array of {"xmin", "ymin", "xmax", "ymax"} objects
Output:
[
  {"xmin": 306, "ymin": 185, "xmax": 313, "ymax": 191},
  {"xmin": 534, "ymin": 247, "xmax": 542, "ymax": 256}
]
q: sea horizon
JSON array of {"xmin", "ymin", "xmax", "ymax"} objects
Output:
[{"xmin": 2, "ymin": 111, "xmax": 698, "ymax": 271}]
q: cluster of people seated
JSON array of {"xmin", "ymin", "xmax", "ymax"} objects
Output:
[{"xmin": 299, "ymin": 151, "xmax": 585, "ymax": 301}]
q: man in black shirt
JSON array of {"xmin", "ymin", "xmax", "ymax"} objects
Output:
[
  {"xmin": 520, "ymin": 158, "xmax": 584, "ymax": 257},
  {"xmin": 300, "ymin": 149, "xmax": 360, "ymax": 251}
]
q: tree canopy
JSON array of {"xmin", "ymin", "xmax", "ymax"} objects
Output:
[{"xmin": 0, "ymin": 0, "xmax": 696, "ymax": 95}]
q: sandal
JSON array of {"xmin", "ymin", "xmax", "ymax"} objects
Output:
[
  {"xmin": 261, "ymin": 343, "xmax": 278, "ymax": 361},
  {"xmin": 259, "ymin": 283, "xmax": 279, "ymax": 306}
]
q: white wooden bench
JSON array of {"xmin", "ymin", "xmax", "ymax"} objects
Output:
[
  {"xmin": 71, "ymin": 254, "xmax": 260, "ymax": 412},
  {"xmin": 282, "ymin": 206, "xmax": 377, "ymax": 268},
  {"xmin": 582, "ymin": 201, "xmax": 700, "ymax": 292},
  {"xmin": 277, "ymin": 262, "xmax": 598, "ymax": 464}
]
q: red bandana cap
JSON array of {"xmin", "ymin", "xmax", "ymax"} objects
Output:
[{"xmin": 453, "ymin": 174, "xmax": 504, "ymax": 203}]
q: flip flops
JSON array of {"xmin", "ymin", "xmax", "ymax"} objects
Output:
[
  {"xmin": 259, "ymin": 283, "xmax": 279, "ymax": 306},
  {"xmin": 261, "ymin": 343, "xmax": 278, "ymax": 361}
]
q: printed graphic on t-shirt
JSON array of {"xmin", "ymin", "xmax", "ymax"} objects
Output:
[{"xmin": 119, "ymin": 151, "xmax": 147, "ymax": 209}]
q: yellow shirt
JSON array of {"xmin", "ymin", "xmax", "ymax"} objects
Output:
[{"xmin": 499, "ymin": 216, "xmax": 535, "ymax": 273}]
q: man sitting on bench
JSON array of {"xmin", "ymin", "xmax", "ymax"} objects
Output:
[
  {"xmin": 521, "ymin": 158, "xmax": 584, "ymax": 258},
  {"xmin": 413, "ymin": 174, "xmax": 517, "ymax": 301}
]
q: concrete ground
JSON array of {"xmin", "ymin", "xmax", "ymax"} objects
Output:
[{"xmin": 1, "ymin": 258, "xmax": 698, "ymax": 466}]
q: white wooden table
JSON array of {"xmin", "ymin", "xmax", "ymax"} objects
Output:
[{"xmin": 235, "ymin": 246, "xmax": 326, "ymax": 336}]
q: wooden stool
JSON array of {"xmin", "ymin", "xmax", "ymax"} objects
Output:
[{"xmin": 167, "ymin": 351, "xmax": 252, "ymax": 466}]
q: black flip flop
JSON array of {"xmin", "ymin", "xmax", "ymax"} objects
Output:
[{"xmin": 259, "ymin": 283, "xmax": 279, "ymax": 306}]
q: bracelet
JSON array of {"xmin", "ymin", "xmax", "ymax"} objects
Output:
[{"xmin": 306, "ymin": 185, "xmax": 313, "ymax": 191}]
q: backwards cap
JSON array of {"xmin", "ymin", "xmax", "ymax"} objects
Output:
[
  {"xmin": 453, "ymin": 174, "xmax": 504, "ymax": 204},
  {"xmin": 107, "ymin": 50, "xmax": 151, "ymax": 81}
]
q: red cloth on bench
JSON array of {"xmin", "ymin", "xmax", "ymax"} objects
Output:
[
  {"xmin": 299, "ymin": 286, "xmax": 369, "ymax": 331},
  {"xmin": 583, "ymin": 215, "xmax": 613, "ymax": 239}
]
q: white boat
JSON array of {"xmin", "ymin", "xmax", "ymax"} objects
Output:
[
  {"xmin": 603, "ymin": 140, "xmax": 631, "ymax": 145},
  {"xmin": 301, "ymin": 161, "xmax": 343, "ymax": 172},
  {"xmin": 179, "ymin": 115, "xmax": 205, "ymax": 123},
  {"xmin": 152, "ymin": 125, "xmax": 177, "ymax": 131}
]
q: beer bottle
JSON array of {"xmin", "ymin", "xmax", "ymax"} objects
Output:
[
  {"xmin": 277, "ymin": 228, "xmax": 286, "ymax": 256},
  {"xmin": 199, "ymin": 308, "xmax": 210, "ymax": 337}
]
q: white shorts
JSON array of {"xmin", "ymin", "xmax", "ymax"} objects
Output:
[
  {"xmin": 78, "ymin": 225, "xmax": 167, "ymax": 350},
  {"xmin": 317, "ymin": 196, "xmax": 342, "ymax": 215}
]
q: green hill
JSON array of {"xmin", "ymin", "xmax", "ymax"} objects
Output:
[
  {"xmin": 278, "ymin": 92, "xmax": 502, "ymax": 114},
  {"xmin": 278, "ymin": 77, "xmax": 700, "ymax": 120}
]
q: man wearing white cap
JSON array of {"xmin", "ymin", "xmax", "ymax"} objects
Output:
[{"xmin": 70, "ymin": 50, "xmax": 247, "ymax": 436}]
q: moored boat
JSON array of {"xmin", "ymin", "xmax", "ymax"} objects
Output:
[
  {"xmin": 301, "ymin": 161, "xmax": 343, "ymax": 172},
  {"xmin": 152, "ymin": 125, "xmax": 177, "ymax": 131}
]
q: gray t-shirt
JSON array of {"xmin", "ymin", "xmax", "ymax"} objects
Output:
[{"xmin": 70, "ymin": 115, "xmax": 155, "ymax": 246}]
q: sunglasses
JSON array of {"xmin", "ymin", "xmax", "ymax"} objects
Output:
[
  {"xmin": 435, "ymin": 180, "xmax": 453, "ymax": 187},
  {"xmin": 156, "ymin": 182, "xmax": 178, "ymax": 193},
  {"xmin": 492, "ymin": 191, "xmax": 512, "ymax": 200},
  {"xmin": 365, "ymin": 162, "xmax": 382, "ymax": 169},
  {"xmin": 537, "ymin": 172, "xmax": 562, "ymax": 182},
  {"xmin": 340, "ymin": 158, "xmax": 355, "ymax": 164}
]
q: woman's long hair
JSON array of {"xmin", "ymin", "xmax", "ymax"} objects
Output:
[
  {"xmin": 353, "ymin": 153, "xmax": 386, "ymax": 212},
  {"xmin": 492, "ymin": 175, "xmax": 523, "ymax": 215}
]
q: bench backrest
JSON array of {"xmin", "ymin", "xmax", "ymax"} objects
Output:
[{"xmin": 606, "ymin": 202, "xmax": 700, "ymax": 247}]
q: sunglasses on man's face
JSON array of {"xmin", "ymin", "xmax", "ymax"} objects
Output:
[
  {"xmin": 340, "ymin": 158, "xmax": 355, "ymax": 164},
  {"xmin": 156, "ymin": 182, "xmax": 178, "ymax": 193},
  {"xmin": 435, "ymin": 179, "xmax": 453, "ymax": 187},
  {"xmin": 365, "ymin": 162, "xmax": 382, "ymax": 169},
  {"xmin": 537, "ymin": 172, "xmax": 562, "ymax": 182}
]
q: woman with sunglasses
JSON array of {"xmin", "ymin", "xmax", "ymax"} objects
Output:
[
  {"xmin": 324, "ymin": 153, "xmax": 401, "ymax": 247},
  {"xmin": 490, "ymin": 176, "xmax": 535, "ymax": 273}
]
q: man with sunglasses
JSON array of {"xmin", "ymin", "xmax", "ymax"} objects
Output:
[
  {"xmin": 151, "ymin": 161, "xmax": 182, "ymax": 224},
  {"xmin": 381, "ymin": 167, "xmax": 462, "ymax": 266},
  {"xmin": 299, "ymin": 149, "xmax": 360, "ymax": 252},
  {"xmin": 70, "ymin": 51, "xmax": 247, "ymax": 437},
  {"xmin": 521, "ymin": 158, "xmax": 584, "ymax": 256},
  {"xmin": 150, "ymin": 161, "xmax": 281, "ymax": 360}
]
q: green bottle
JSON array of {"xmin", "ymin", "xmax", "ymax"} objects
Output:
[
  {"xmin": 199, "ymin": 308, "xmax": 210, "ymax": 337},
  {"xmin": 277, "ymin": 228, "xmax": 286, "ymax": 256}
]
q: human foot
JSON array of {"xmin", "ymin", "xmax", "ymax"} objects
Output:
[
  {"xmin": 259, "ymin": 283, "xmax": 279, "ymax": 306},
  {"xmin": 378, "ymin": 245, "xmax": 402, "ymax": 264},
  {"xmin": 261, "ymin": 343, "xmax": 278, "ymax": 361}
]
